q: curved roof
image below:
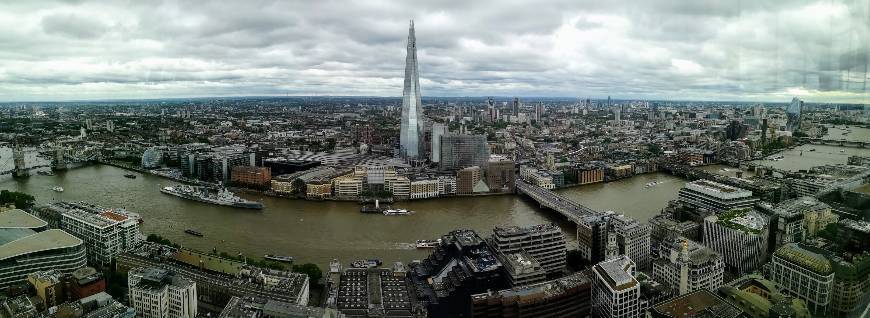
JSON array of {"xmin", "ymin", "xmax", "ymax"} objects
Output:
[
  {"xmin": 0, "ymin": 229, "xmax": 83, "ymax": 261},
  {"xmin": 774, "ymin": 244, "xmax": 833, "ymax": 275},
  {"xmin": 0, "ymin": 209, "xmax": 48, "ymax": 229}
]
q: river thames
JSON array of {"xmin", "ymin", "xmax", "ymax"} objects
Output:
[
  {"xmin": 0, "ymin": 126, "xmax": 866, "ymax": 267},
  {"xmin": 0, "ymin": 164, "xmax": 689, "ymax": 267}
]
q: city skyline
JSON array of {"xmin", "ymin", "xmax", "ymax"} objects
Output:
[{"xmin": 0, "ymin": 1, "xmax": 867, "ymax": 103}]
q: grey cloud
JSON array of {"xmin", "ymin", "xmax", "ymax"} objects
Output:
[
  {"xmin": 0, "ymin": 0, "xmax": 866, "ymax": 102},
  {"xmin": 41, "ymin": 13, "xmax": 108, "ymax": 39}
]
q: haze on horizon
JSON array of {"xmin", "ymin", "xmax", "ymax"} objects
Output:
[{"xmin": 0, "ymin": 0, "xmax": 868, "ymax": 104}]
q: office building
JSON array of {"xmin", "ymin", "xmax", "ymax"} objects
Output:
[
  {"xmin": 470, "ymin": 271, "xmax": 591, "ymax": 318},
  {"xmin": 409, "ymin": 229, "xmax": 507, "ymax": 318},
  {"xmin": 702, "ymin": 210, "xmax": 768, "ymax": 275},
  {"xmin": 485, "ymin": 157, "xmax": 515, "ymax": 193},
  {"xmin": 491, "ymin": 224, "xmax": 566, "ymax": 276},
  {"xmin": 609, "ymin": 214, "xmax": 652, "ymax": 270},
  {"xmin": 577, "ymin": 214, "xmax": 608, "ymax": 265},
  {"xmin": 770, "ymin": 243, "xmax": 833, "ymax": 316},
  {"xmin": 430, "ymin": 123, "xmax": 447, "ymax": 163},
  {"xmin": 118, "ymin": 242, "xmax": 310, "ymax": 307},
  {"xmin": 27, "ymin": 270, "xmax": 64, "ymax": 308},
  {"xmin": 262, "ymin": 158, "xmax": 320, "ymax": 176},
  {"xmin": 591, "ymin": 255, "xmax": 641, "ymax": 318},
  {"xmin": 511, "ymin": 97, "xmax": 520, "ymax": 117},
  {"xmin": 327, "ymin": 265, "xmax": 426, "ymax": 318},
  {"xmin": 439, "ymin": 134, "xmax": 489, "ymax": 171},
  {"xmin": 678, "ymin": 180, "xmax": 758, "ymax": 214},
  {"xmin": 60, "ymin": 209, "xmax": 141, "ymax": 267},
  {"xmin": 456, "ymin": 166, "xmax": 483, "ymax": 195},
  {"xmin": 400, "ymin": 20, "xmax": 424, "ymax": 159},
  {"xmin": 128, "ymin": 267, "xmax": 197, "ymax": 318},
  {"xmin": 652, "ymin": 237, "xmax": 724, "ymax": 296},
  {"xmin": 786, "ymin": 97, "xmax": 803, "ymax": 133},
  {"xmin": 230, "ymin": 166, "xmax": 272, "ymax": 187},
  {"xmin": 717, "ymin": 274, "xmax": 811, "ymax": 317},
  {"xmin": 409, "ymin": 179, "xmax": 439, "ymax": 200},
  {"xmin": 495, "ymin": 250, "xmax": 547, "ymax": 287},
  {"xmin": 0, "ymin": 209, "xmax": 87, "ymax": 288}
]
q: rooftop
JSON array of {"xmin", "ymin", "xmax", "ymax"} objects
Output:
[
  {"xmin": 0, "ymin": 209, "xmax": 47, "ymax": 229},
  {"xmin": 714, "ymin": 209, "xmax": 767, "ymax": 234},
  {"xmin": 62, "ymin": 209, "xmax": 119, "ymax": 228},
  {"xmin": 652, "ymin": 289, "xmax": 742, "ymax": 318},
  {"xmin": 493, "ymin": 223, "xmax": 560, "ymax": 237},
  {"xmin": 774, "ymin": 196, "xmax": 830, "ymax": 216},
  {"xmin": 774, "ymin": 243, "xmax": 833, "ymax": 275},
  {"xmin": 684, "ymin": 179, "xmax": 753, "ymax": 199},
  {"xmin": 0, "ymin": 229, "xmax": 83, "ymax": 261},
  {"xmin": 593, "ymin": 255, "xmax": 637, "ymax": 292}
]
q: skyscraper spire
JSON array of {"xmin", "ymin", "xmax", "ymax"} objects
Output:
[{"xmin": 400, "ymin": 19, "xmax": 424, "ymax": 159}]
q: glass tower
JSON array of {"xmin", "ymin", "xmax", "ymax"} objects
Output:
[
  {"xmin": 786, "ymin": 97, "xmax": 802, "ymax": 133},
  {"xmin": 400, "ymin": 20, "xmax": 424, "ymax": 159}
]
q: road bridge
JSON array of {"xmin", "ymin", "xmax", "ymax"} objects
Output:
[{"xmin": 515, "ymin": 179, "xmax": 598, "ymax": 223}]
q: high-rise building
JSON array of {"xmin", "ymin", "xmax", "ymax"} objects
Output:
[
  {"xmin": 678, "ymin": 180, "xmax": 758, "ymax": 214},
  {"xmin": 652, "ymin": 236, "xmax": 724, "ymax": 296},
  {"xmin": 400, "ymin": 20, "xmax": 424, "ymax": 159},
  {"xmin": 511, "ymin": 97, "xmax": 520, "ymax": 116},
  {"xmin": 609, "ymin": 214, "xmax": 652, "ymax": 270},
  {"xmin": 439, "ymin": 134, "xmax": 489, "ymax": 171},
  {"xmin": 490, "ymin": 224, "xmax": 566, "ymax": 276},
  {"xmin": 770, "ymin": 243, "xmax": 834, "ymax": 316},
  {"xmin": 60, "ymin": 208, "xmax": 141, "ymax": 267},
  {"xmin": 702, "ymin": 210, "xmax": 768, "ymax": 275},
  {"xmin": 128, "ymin": 267, "xmax": 197, "ymax": 318},
  {"xmin": 591, "ymin": 255, "xmax": 641, "ymax": 318},
  {"xmin": 456, "ymin": 166, "xmax": 483, "ymax": 195},
  {"xmin": 485, "ymin": 157, "xmax": 515, "ymax": 193},
  {"xmin": 786, "ymin": 97, "xmax": 803, "ymax": 133},
  {"xmin": 430, "ymin": 123, "xmax": 448, "ymax": 163},
  {"xmin": 0, "ymin": 209, "xmax": 88, "ymax": 289}
]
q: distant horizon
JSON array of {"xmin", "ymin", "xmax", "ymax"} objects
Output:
[
  {"xmin": 0, "ymin": 1, "xmax": 867, "ymax": 104},
  {"xmin": 0, "ymin": 94, "xmax": 866, "ymax": 106}
]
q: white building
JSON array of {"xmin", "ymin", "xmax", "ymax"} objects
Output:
[
  {"xmin": 60, "ymin": 209, "xmax": 141, "ymax": 267},
  {"xmin": 591, "ymin": 255, "xmax": 641, "ymax": 318},
  {"xmin": 652, "ymin": 236, "xmax": 724, "ymax": 296},
  {"xmin": 491, "ymin": 224, "xmax": 566, "ymax": 275},
  {"xmin": 702, "ymin": 210, "xmax": 768, "ymax": 275},
  {"xmin": 609, "ymin": 214, "xmax": 651, "ymax": 270},
  {"xmin": 128, "ymin": 268, "xmax": 197, "ymax": 318},
  {"xmin": 437, "ymin": 176, "xmax": 456, "ymax": 195},
  {"xmin": 678, "ymin": 180, "xmax": 759, "ymax": 214},
  {"xmin": 410, "ymin": 179, "xmax": 439, "ymax": 200}
]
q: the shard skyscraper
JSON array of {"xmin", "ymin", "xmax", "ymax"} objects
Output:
[{"xmin": 400, "ymin": 20, "xmax": 424, "ymax": 159}]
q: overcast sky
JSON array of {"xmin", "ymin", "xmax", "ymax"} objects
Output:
[{"xmin": 1, "ymin": 0, "xmax": 868, "ymax": 103}]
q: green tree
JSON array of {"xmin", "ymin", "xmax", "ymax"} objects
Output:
[
  {"xmin": 292, "ymin": 263, "xmax": 323, "ymax": 283},
  {"xmin": 0, "ymin": 190, "xmax": 35, "ymax": 209}
]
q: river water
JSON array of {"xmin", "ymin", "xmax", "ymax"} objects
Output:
[
  {"xmin": 0, "ymin": 126, "xmax": 863, "ymax": 267},
  {"xmin": 0, "ymin": 164, "xmax": 685, "ymax": 267}
]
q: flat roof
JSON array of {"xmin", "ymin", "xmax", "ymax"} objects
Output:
[
  {"xmin": 0, "ymin": 209, "xmax": 48, "ymax": 229},
  {"xmin": 0, "ymin": 229, "xmax": 83, "ymax": 261},
  {"xmin": 653, "ymin": 289, "xmax": 740, "ymax": 318}
]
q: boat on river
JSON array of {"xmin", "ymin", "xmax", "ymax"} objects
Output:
[
  {"xmin": 264, "ymin": 254, "xmax": 294, "ymax": 263},
  {"xmin": 161, "ymin": 185, "xmax": 263, "ymax": 209},
  {"xmin": 184, "ymin": 229, "xmax": 203, "ymax": 237}
]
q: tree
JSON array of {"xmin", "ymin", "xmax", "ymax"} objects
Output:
[
  {"xmin": 292, "ymin": 263, "xmax": 323, "ymax": 283},
  {"xmin": 291, "ymin": 179, "xmax": 306, "ymax": 194},
  {"xmin": 0, "ymin": 190, "xmax": 35, "ymax": 209}
]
